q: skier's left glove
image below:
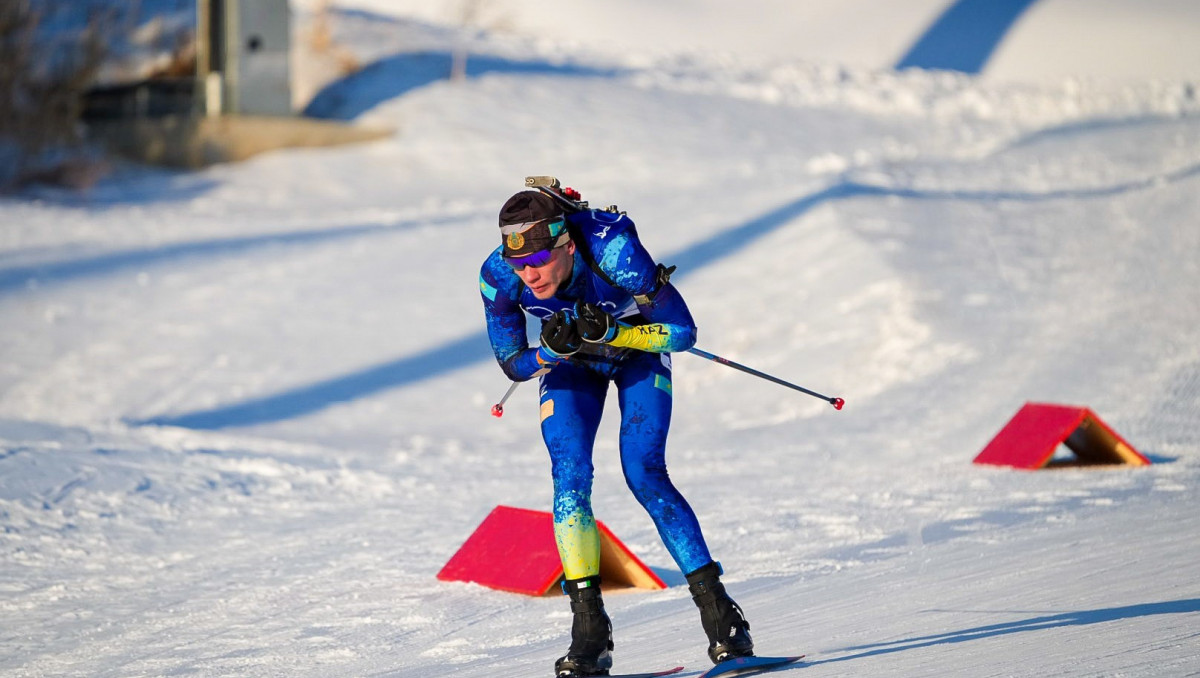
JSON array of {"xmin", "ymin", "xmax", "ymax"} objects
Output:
[{"xmin": 575, "ymin": 301, "xmax": 618, "ymax": 343}]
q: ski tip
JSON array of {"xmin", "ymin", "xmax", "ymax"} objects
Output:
[
  {"xmin": 832, "ymin": 397, "xmax": 844, "ymax": 410},
  {"xmin": 490, "ymin": 404, "xmax": 504, "ymax": 417}
]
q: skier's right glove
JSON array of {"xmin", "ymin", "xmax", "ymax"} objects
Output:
[{"xmin": 540, "ymin": 310, "xmax": 582, "ymax": 359}]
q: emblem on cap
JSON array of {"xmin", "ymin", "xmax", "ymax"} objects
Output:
[{"xmin": 507, "ymin": 232, "xmax": 525, "ymax": 250}]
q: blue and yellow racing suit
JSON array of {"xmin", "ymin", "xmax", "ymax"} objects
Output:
[{"xmin": 479, "ymin": 208, "xmax": 714, "ymax": 578}]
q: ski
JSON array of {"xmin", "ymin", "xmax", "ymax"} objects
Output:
[
  {"xmin": 697, "ymin": 655, "xmax": 806, "ymax": 678},
  {"xmin": 613, "ymin": 668, "xmax": 685, "ymax": 678},
  {"xmin": 556, "ymin": 667, "xmax": 684, "ymax": 678}
]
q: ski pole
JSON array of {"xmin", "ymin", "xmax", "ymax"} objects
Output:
[
  {"xmin": 491, "ymin": 380, "xmax": 520, "ymax": 417},
  {"xmin": 687, "ymin": 347, "xmax": 844, "ymax": 410}
]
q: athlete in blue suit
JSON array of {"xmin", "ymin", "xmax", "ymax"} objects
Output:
[{"xmin": 479, "ymin": 189, "xmax": 754, "ymax": 676}]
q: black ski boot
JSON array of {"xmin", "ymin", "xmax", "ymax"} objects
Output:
[
  {"xmin": 686, "ymin": 562, "xmax": 754, "ymax": 664},
  {"xmin": 554, "ymin": 575, "xmax": 614, "ymax": 676}
]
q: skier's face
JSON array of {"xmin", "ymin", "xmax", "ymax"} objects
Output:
[{"xmin": 516, "ymin": 240, "xmax": 575, "ymax": 299}]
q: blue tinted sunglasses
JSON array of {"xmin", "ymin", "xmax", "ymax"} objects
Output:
[{"xmin": 503, "ymin": 246, "xmax": 559, "ymax": 271}]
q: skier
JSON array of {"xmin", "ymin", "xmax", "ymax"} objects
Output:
[{"xmin": 479, "ymin": 187, "xmax": 755, "ymax": 676}]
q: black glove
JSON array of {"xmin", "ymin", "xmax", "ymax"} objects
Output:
[
  {"xmin": 540, "ymin": 310, "xmax": 582, "ymax": 357},
  {"xmin": 575, "ymin": 301, "xmax": 617, "ymax": 343}
]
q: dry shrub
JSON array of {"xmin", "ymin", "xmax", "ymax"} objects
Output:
[
  {"xmin": 450, "ymin": 0, "xmax": 512, "ymax": 83},
  {"xmin": 308, "ymin": 0, "xmax": 360, "ymax": 75},
  {"xmin": 0, "ymin": 0, "xmax": 109, "ymax": 191}
]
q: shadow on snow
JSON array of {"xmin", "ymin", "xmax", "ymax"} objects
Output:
[
  {"xmin": 813, "ymin": 598, "xmax": 1200, "ymax": 665},
  {"xmin": 896, "ymin": 0, "xmax": 1042, "ymax": 74},
  {"xmin": 0, "ymin": 217, "xmax": 447, "ymax": 298},
  {"xmin": 303, "ymin": 51, "xmax": 623, "ymax": 121},
  {"xmin": 135, "ymin": 162, "xmax": 1200, "ymax": 430}
]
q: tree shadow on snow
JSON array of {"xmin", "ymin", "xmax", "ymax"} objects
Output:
[
  {"xmin": 811, "ymin": 598, "xmax": 1200, "ymax": 665},
  {"xmin": 895, "ymin": 0, "xmax": 1042, "ymax": 74},
  {"xmin": 136, "ymin": 167, "xmax": 1200, "ymax": 430},
  {"xmin": 132, "ymin": 186, "xmax": 857, "ymax": 430},
  {"xmin": 134, "ymin": 332, "xmax": 494, "ymax": 430},
  {"xmin": 303, "ymin": 51, "xmax": 623, "ymax": 121},
  {"xmin": 0, "ymin": 217, "xmax": 447, "ymax": 300}
]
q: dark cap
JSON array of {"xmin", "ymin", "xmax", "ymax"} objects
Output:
[{"xmin": 499, "ymin": 191, "xmax": 569, "ymax": 258}]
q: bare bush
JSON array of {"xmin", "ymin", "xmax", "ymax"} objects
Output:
[
  {"xmin": 450, "ymin": 0, "xmax": 511, "ymax": 83},
  {"xmin": 308, "ymin": 0, "xmax": 360, "ymax": 75},
  {"xmin": 0, "ymin": 0, "xmax": 109, "ymax": 191}
]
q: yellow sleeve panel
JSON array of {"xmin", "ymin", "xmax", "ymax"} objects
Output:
[{"xmin": 607, "ymin": 322, "xmax": 694, "ymax": 353}]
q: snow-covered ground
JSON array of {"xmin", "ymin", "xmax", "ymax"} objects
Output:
[
  {"xmin": 3, "ymin": 2, "xmax": 1199, "ymax": 677},
  {"xmin": 322, "ymin": 0, "xmax": 1200, "ymax": 84}
]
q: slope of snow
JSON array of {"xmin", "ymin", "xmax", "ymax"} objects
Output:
[
  {"xmin": 2, "ymin": 4, "xmax": 1199, "ymax": 677},
  {"xmin": 313, "ymin": 0, "xmax": 1200, "ymax": 84}
]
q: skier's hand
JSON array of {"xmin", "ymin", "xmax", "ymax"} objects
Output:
[
  {"xmin": 575, "ymin": 301, "xmax": 617, "ymax": 343},
  {"xmin": 540, "ymin": 310, "xmax": 582, "ymax": 357}
]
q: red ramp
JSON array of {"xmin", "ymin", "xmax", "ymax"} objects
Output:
[
  {"xmin": 437, "ymin": 505, "xmax": 667, "ymax": 596},
  {"xmin": 974, "ymin": 402, "xmax": 1149, "ymax": 469}
]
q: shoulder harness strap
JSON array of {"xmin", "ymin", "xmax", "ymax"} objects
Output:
[
  {"xmin": 529, "ymin": 179, "xmax": 676, "ymax": 305},
  {"xmin": 569, "ymin": 220, "xmax": 676, "ymax": 305}
]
